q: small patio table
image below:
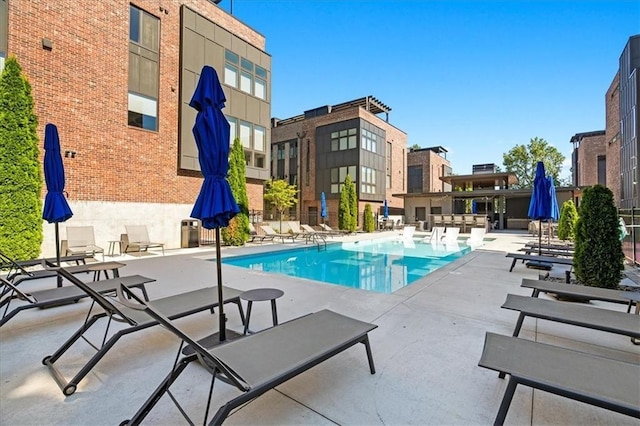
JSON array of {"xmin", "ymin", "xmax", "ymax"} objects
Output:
[{"xmin": 240, "ymin": 288, "xmax": 284, "ymax": 334}]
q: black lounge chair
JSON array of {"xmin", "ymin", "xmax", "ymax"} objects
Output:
[
  {"xmin": 43, "ymin": 267, "xmax": 245, "ymax": 396},
  {"xmin": 521, "ymin": 278, "xmax": 640, "ymax": 313},
  {"xmin": 479, "ymin": 332, "xmax": 640, "ymax": 425},
  {"xmin": 505, "ymin": 253, "xmax": 572, "ymax": 272},
  {"xmin": 117, "ymin": 283, "xmax": 377, "ymax": 426},
  {"xmin": 0, "ymin": 274, "xmax": 155, "ymax": 327},
  {"xmin": 0, "ymin": 250, "xmax": 88, "ymax": 281},
  {"xmin": 3, "ymin": 258, "xmax": 124, "ymax": 289}
]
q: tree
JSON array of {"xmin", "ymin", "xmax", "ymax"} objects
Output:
[
  {"xmin": 409, "ymin": 143, "xmax": 421, "ymax": 151},
  {"xmin": 0, "ymin": 57, "xmax": 43, "ymax": 260},
  {"xmin": 222, "ymin": 138, "xmax": 250, "ymax": 246},
  {"xmin": 263, "ymin": 179, "xmax": 298, "ymax": 232},
  {"xmin": 363, "ymin": 203, "xmax": 375, "ymax": 232},
  {"xmin": 346, "ymin": 175, "xmax": 358, "ymax": 231},
  {"xmin": 556, "ymin": 200, "xmax": 578, "ymax": 241},
  {"xmin": 502, "ymin": 137, "xmax": 565, "ymax": 189},
  {"xmin": 573, "ymin": 185, "xmax": 624, "ymax": 289},
  {"xmin": 338, "ymin": 178, "xmax": 351, "ymax": 231}
]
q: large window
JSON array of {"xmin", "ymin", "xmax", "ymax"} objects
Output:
[
  {"xmin": 330, "ymin": 128, "xmax": 357, "ymax": 151},
  {"xmin": 128, "ymin": 5, "xmax": 159, "ymax": 131},
  {"xmin": 361, "ymin": 128, "xmax": 377, "ymax": 153},
  {"xmin": 330, "ymin": 166, "xmax": 357, "ymax": 193},
  {"xmin": 224, "ymin": 49, "xmax": 267, "ymax": 100},
  {"xmin": 361, "ymin": 166, "xmax": 376, "ymax": 194},
  {"xmin": 228, "ymin": 117, "xmax": 267, "ymax": 169},
  {"xmin": 408, "ymin": 165, "xmax": 423, "ymax": 193}
]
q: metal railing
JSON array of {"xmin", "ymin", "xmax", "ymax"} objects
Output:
[{"xmin": 618, "ymin": 208, "xmax": 639, "ymax": 266}]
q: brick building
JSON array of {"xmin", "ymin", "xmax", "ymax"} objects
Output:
[
  {"xmin": 270, "ymin": 96, "xmax": 407, "ymax": 226},
  {"xmin": 406, "ymin": 146, "xmax": 451, "ymax": 221},
  {"xmin": 2, "ymin": 0, "xmax": 271, "ymax": 255},
  {"xmin": 570, "ymin": 131, "xmax": 606, "ymax": 188},
  {"xmin": 605, "ymin": 72, "xmax": 621, "ymax": 205}
]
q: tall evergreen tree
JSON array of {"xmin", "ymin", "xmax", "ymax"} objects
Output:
[
  {"xmin": 573, "ymin": 185, "xmax": 624, "ymax": 288},
  {"xmin": 363, "ymin": 203, "xmax": 375, "ymax": 232},
  {"xmin": 338, "ymin": 178, "xmax": 351, "ymax": 230},
  {"xmin": 0, "ymin": 57, "xmax": 43, "ymax": 260},
  {"xmin": 222, "ymin": 138, "xmax": 250, "ymax": 245},
  {"xmin": 556, "ymin": 200, "xmax": 578, "ymax": 241},
  {"xmin": 346, "ymin": 175, "xmax": 358, "ymax": 231}
]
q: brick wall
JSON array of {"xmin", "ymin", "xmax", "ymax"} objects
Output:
[
  {"xmin": 8, "ymin": 1, "xmax": 266, "ymax": 253},
  {"xmin": 407, "ymin": 149, "xmax": 451, "ymax": 193},
  {"xmin": 577, "ymin": 133, "xmax": 606, "ymax": 187},
  {"xmin": 605, "ymin": 72, "xmax": 621, "ymax": 204}
]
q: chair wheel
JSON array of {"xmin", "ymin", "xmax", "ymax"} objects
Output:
[
  {"xmin": 42, "ymin": 356, "xmax": 52, "ymax": 365},
  {"xmin": 63, "ymin": 384, "xmax": 77, "ymax": 396}
]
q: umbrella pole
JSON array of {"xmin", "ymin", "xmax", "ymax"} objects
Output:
[
  {"xmin": 55, "ymin": 222, "xmax": 62, "ymax": 287},
  {"xmin": 215, "ymin": 227, "xmax": 226, "ymax": 342},
  {"xmin": 538, "ymin": 219, "xmax": 542, "ymax": 256}
]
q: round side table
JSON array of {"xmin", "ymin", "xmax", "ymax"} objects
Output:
[{"xmin": 239, "ymin": 288, "xmax": 284, "ymax": 334}]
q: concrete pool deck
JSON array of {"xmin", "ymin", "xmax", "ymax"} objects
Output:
[{"xmin": 1, "ymin": 229, "xmax": 639, "ymax": 425}]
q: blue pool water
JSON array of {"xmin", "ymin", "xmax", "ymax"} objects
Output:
[{"xmin": 222, "ymin": 237, "xmax": 472, "ymax": 293}]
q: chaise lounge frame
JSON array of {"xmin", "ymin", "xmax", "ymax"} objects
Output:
[
  {"xmin": 0, "ymin": 274, "xmax": 155, "ymax": 327},
  {"xmin": 479, "ymin": 332, "xmax": 640, "ymax": 425},
  {"xmin": 43, "ymin": 267, "xmax": 245, "ymax": 396},
  {"xmin": 117, "ymin": 283, "xmax": 377, "ymax": 426},
  {"xmin": 505, "ymin": 253, "xmax": 572, "ymax": 272}
]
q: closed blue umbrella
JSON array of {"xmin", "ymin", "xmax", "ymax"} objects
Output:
[
  {"xmin": 190, "ymin": 65, "xmax": 240, "ymax": 343},
  {"xmin": 383, "ymin": 199, "xmax": 389, "ymax": 219},
  {"xmin": 471, "ymin": 200, "xmax": 477, "ymax": 214},
  {"xmin": 320, "ymin": 191, "xmax": 327, "ymax": 222},
  {"xmin": 528, "ymin": 161, "xmax": 552, "ymax": 256},
  {"xmin": 43, "ymin": 123, "xmax": 73, "ymax": 287}
]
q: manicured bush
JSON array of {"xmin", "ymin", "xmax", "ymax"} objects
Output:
[
  {"xmin": 573, "ymin": 185, "xmax": 624, "ymax": 288},
  {"xmin": 363, "ymin": 204, "xmax": 375, "ymax": 232},
  {"xmin": 556, "ymin": 200, "xmax": 578, "ymax": 241},
  {"xmin": 338, "ymin": 177, "xmax": 351, "ymax": 231},
  {"xmin": 222, "ymin": 138, "xmax": 250, "ymax": 246},
  {"xmin": 0, "ymin": 57, "xmax": 43, "ymax": 260}
]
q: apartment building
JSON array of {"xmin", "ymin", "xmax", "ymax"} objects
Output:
[
  {"xmin": 3, "ymin": 1, "xmax": 271, "ymax": 254},
  {"xmin": 570, "ymin": 130, "xmax": 607, "ymax": 187},
  {"xmin": 270, "ymin": 96, "xmax": 407, "ymax": 226},
  {"xmin": 619, "ymin": 35, "xmax": 640, "ymax": 209}
]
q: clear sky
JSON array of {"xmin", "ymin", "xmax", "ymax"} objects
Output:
[{"xmin": 221, "ymin": 0, "xmax": 639, "ymax": 180}]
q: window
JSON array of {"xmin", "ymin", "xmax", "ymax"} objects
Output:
[
  {"xmin": 239, "ymin": 121, "xmax": 251, "ymax": 148},
  {"xmin": 277, "ymin": 144, "xmax": 285, "ymax": 160},
  {"xmin": 330, "ymin": 128, "xmax": 357, "ymax": 151},
  {"xmin": 255, "ymin": 66, "xmax": 267, "ymax": 100},
  {"xmin": 227, "ymin": 117, "xmax": 237, "ymax": 145},
  {"xmin": 597, "ymin": 155, "xmax": 606, "ymax": 186},
  {"xmin": 361, "ymin": 166, "xmax": 376, "ymax": 194},
  {"xmin": 361, "ymin": 128, "xmax": 377, "ymax": 153},
  {"xmin": 330, "ymin": 166, "xmax": 357, "ymax": 193},
  {"xmin": 408, "ymin": 165, "xmax": 423, "ymax": 193},
  {"xmin": 253, "ymin": 125, "xmax": 265, "ymax": 151},
  {"xmin": 224, "ymin": 50, "xmax": 239, "ymax": 88},
  {"xmin": 240, "ymin": 71, "xmax": 253, "ymax": 94},
  {"xmin": 386, "ymin": 141, "xmax": 392, "ymax": 188},
  {"xmin": 289, "ymin": 141, "xmax": 297, "ymax": 158},
  {"xmin": 128, "ymin": 5, "xmax": 159, "ymax": 131}
]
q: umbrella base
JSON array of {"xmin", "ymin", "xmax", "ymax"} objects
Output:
[
  {"xmin": 526, "ymin": 260, "xmax": 553, "ymax": 271},
  {"xmin": 181, "ymin": 329, "xmax": 243, "ymax": 355}
]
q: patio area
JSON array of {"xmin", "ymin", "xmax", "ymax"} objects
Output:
[{"xmin": 1, "ymin": 230, "xmax": 638, "ymax": 425}]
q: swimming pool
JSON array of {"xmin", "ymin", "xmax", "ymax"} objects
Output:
[{"xmin": 222, "ymin": 237, "xmax": 472, "ymax": 293}]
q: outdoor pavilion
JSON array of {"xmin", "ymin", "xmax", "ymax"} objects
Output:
[{"xmin": 397, "ymin": 171, "xmax": 580, "ymax": 231}]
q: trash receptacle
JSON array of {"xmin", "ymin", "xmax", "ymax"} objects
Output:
[{"xmin": 181, "ymin": 220, "xmax": 200, "ymax": 248}]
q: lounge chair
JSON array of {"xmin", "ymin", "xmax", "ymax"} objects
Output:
[
  {"xmin": 517, "ymin": 247, "xmax": 574, "ymax": 257},
  {"xmin": 320, "ymin": 223, "xmax": 351, "ymax": 235},
  {"xmin": 423, "ymin": 226, "xmax": 445, "ymax": 243},
  {"xmin": 0, "ymin": 250, "xmax": 88, "ymax": 282},
  {"xmin": 442, "ymin": 227, "xmax": 460, "ymax": 244},
  {"xmin": 400, "ymin": 225, "xmax": 415, "ymax": 240},
  {"xmin": 297, "ymin": 223, "xmax": 329, "ymax": 244},
  {"xmin": 505, "ymin": 253, "xmax": 573, "ymax": 272},
  {"xmin": 301, "ymin": 223, "xmax": 332, "ymax": 237},
  {"xmin": 479, "ymin": 332, "xmax": 640, "ymax": 425},
  {"xmin": 43, "ymin": 267, "xmax": 245, "ymax": 396},
  {"xmin": 0, "ymin": 274, "xmax": 155, "ymax": 327},
  {"xmin": 117, "ymin": 283, "xmax": 377, "ymax": 426},
  {"xmin": 63, "ymin": 226, "xmax": 105, "ymax": 260},
  {"xmin": 520, "ymin": 278, "xmax": 640, "ymax": 313},
  {"xmin": 123, "ymin": 225, "xmax": 165, "ymax": 255},
  {"xmin": 260, "ymin": 225, "xmax": 297, "ymax": 243},
  {"xmin": 466, "ymin": 227, "xmax": 486, "ymax": 247},
  {"xmin": 247, "ymin": 223, "xmax": 276, "ymax": 244}
]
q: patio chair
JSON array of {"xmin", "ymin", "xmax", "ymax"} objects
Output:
[
  {"xmin": 117, "ymin": 282, "xmax": 378, "ymax": 426},
  {"xmin": 320, "ymin": 223, "xmax": 351, "ymax": 235},
  {"xmin": 64, "ymin": 226, "xmax": 104, "ymax": 260},
  {"xmin": 43, "ymin": 267, "xmax": 245, "ymax": 396},
  {"xmin": 297, "ymin": 223, "xmax": 329, "ymax": 244},
  {"xmin": 442, "ymin": 227, "xmax": 460, "ymax": 244},
  {"xmin": 301, "ymin": 223, "xmax": 331, "ymax": 237},
  {"xmin": 287, "ymin": 221, "xmax": 306, "ymax": 239},
  {"xmin": 259, "ymin": 225, "xmax": 297, "ymax": 243},
  {"xmin": 123, "ymin": 225, "xmax": 165, "ymax": 255},
  {"xmin": 466, "ymin": 228, "xmax": 486, "ymax": 247},
  {"xmin": 505, "ymin": 253, "xmax": 572, "ymax": 272},
  {"xmin": 400, "ymin": 225, "xmax": 415, "ymax": 240},
  {"xmin": 423, "ymin": 226, "xmax": 445, "ymax": 243},
  {"xmin": 0, "ymin": 250, "xmax": 87, "ymax": 282},
  {"xmin": 0, "ymin": 274, "xmax": 155, "ymax": 327},
  {"xmin": 479, "ymin": 332, "xmax": 640, "ymax": 425},
  {"xmin": 247, "ymin": 223, "xmax": 276, "ymax": 244},
  {"xmin": 475, "ymin": 216, "xmax": 487, "ymax": 231},
  {"xmin": 463, "ymin": 215, "xmax": 475, "ymax": 233}
]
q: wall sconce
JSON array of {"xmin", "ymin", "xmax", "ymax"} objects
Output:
[
  {"xmin": 159, "ymin": 6, "xmax": 169, "ymax": 14},
  {"xmin": 42, "ymin": 38, "xmax": 53, "ymax": 51},
  {"xmin": 64, "ymin": 150, "xmax": 77, "ymax": 158}
]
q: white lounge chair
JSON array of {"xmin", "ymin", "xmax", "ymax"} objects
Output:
[
  {"xmin": 442, "ymin": 227, "xmax": 460, "ymax": 244},
  {"xmin": 467, "ymin": 228, "xmax": 486, "ymax": 247},
  {"xmin": 64, "ymin": 226, "xmax": 104, "ymax": 260},
  {"xmin": 123, "ymin": 225, "xmax": 164, "ymax": 255}
]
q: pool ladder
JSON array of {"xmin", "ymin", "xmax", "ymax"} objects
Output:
[{"xmin": 310, "ymin": 234, "xmax": 327, "ymax": 251}]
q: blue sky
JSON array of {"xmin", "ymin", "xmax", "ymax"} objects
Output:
[{"xmin": 223, "ymin": 0, "xmax": 639, "ymax": 180}]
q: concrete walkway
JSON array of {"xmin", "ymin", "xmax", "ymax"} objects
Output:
[{"xmin": 1, "ymin": 230, "xmax": 638, "ymax": 425}]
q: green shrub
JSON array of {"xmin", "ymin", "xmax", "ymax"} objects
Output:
[
  {"xmin": 346, "ymin": 176, "xmax": 358, "ymax": 231},
  {"xmin": 222, "ymin": 138, "xmax": 250, "ymax": 246},
  {"xmin": 556, "ymin": 200, "xmax": 578, "ymax": 241},
  {"xmin": 363, "ymin": 204, "xmax": 375, "ymax": 232},
  {"xmin": 338, "ymin": 177, "xmax": 351, "ymax": 231},
  {"xmin": 573, "ymin": 185, "xmax": 624, "ymax": 288},
  {"xmin": 0, "ymin": 57, "xmax": 43, "ymax": 260}
]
